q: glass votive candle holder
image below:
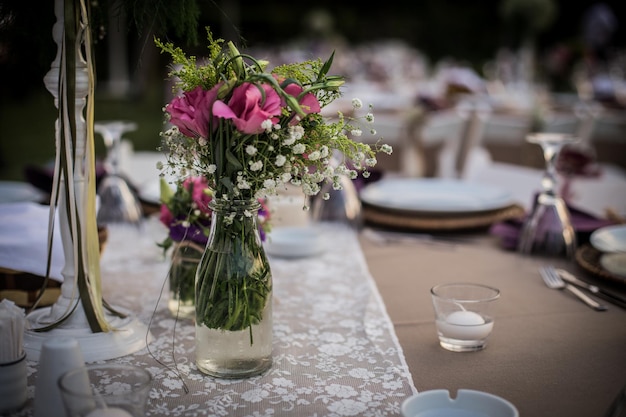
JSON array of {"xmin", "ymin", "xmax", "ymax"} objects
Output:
[
  {"xmin": 430, "ymin": 283, "xmax": 500, "ymax": 352},
  {"xmin": 58, "ymin": 363, "xmax": 152, "ymax": 417}
]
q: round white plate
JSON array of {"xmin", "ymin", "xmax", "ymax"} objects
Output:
[
  {"xmin": 590, "ymin": 225, "xmax": 626, "ymax": 253},
  {"xmin": 600, "ymin": 253, "xmax": 626, "ymax": 277},
  {"xmin": 0, "ymin": 181, "xmax": 45, "ymax": 203},
  {"xmin": 264, "ymin": 226, "xmax": 325, "ymax": 259},
  {"xmin": 402, "ymin": 389, "xmax": 518, "ymax": 417},
  {"xmin": 360, "ymin": 178, "xmax": 514, "ymax": 214}
]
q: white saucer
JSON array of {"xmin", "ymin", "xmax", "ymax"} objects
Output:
[{"xmin": 264, "ymin": 226, "xmax": 325, "ymax": 259}]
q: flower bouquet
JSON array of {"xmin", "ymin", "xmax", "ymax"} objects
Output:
[{"xmin": 156, "ymin": 28, "xmax": 391, "ymax": 377}]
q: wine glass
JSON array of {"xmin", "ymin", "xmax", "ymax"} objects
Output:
[
  {"xmin": 94, "ymin": 120, "xmax": 143, "ymax": 226},
  {"xmin": 517, "ymin": 133, "xmax": 579, "ymax": 258}
]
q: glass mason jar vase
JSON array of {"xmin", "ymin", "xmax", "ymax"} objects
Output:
[
  {"xmin": 195, "ymin": 198, "xmax": 273, "ymax": 378},
  {"xmin": 168, "ymin": 240, "xmax": 204, "ymax": 319}
]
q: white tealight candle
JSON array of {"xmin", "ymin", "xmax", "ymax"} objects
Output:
[
  {"xmin": 437, "ymin": 311, "xmax": 493, "ymax": 340},
  {"xmin": 85, "ymin": 408, "xmax": 134, "ymax": 417}
]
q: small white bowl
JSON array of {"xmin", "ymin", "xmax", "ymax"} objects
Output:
[
  {"xmin": 402, "ymin": 389, "xmax": 519, "ymax": 417},
  {"xmin": 264, "ymin": 226, "xmax": 325, "ymax": 259}
]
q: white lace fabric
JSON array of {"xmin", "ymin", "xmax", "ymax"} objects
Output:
[{"xmin": 22, "ymin": 218, "xmax": 417, "ymax": 417}]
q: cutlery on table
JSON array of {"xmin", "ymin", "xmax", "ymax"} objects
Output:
[
  {"xmin": 540, "ymin": 265, "xmax": 608, "ymax": 311},
  {"xmin": 556, "ymin": 268, "xmax": 626, "ymax": 309}
]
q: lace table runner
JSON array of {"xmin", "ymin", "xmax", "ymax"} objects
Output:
[{"xmin": 19, "ymin": 218, "xmax": 417, "ymax": 416}]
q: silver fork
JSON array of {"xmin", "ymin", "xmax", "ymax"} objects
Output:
[{"xmin": 540, "ymin": 265, "xmax": 608, "ymax": 311}]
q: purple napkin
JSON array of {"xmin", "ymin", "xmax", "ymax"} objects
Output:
[{"xmin": 490, "ymin": 204, "xmax": 616, "ymax": 250}]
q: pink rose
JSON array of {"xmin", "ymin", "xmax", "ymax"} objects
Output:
[
  {"xmin": 213, "ymin": 82, "xmax": 282, "ymax": 134},
  {"xmin": 183, "ymin": 176, "xmax": 212, "ymax": 214},
  {"xmin": 283, "ymin": 82, "xmax": 321, "ymax": 116},
  {"xmin": 166, "ymin": 85, "xmax": 220, "ymax": 138},
  {"xmin": 159, "ymin": 204, "xmax": 174, "ymax": 228}
]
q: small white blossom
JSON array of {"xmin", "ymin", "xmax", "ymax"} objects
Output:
[
  {"xmin": 208, "ymin": 165, "xmax": 217, "ymax": 174},
  {"xmin": 292, "ymin": 143, "xmax": 306, "ymax": 154},
  {"xmin": 246, "ymin": 145, "xmax": 258, "ymax": 155},
  {"xmin": 275, "ymin": 155, "xmax": 287, "ymax": 167},
  {"xmin": 352, "ymin": 98, "xmax": 363, "ymax": 109},
  {"xmin": 249, "ymin": 160, "xmax": 263, "ymax": 171},
  {"xmin": 198, "ymin": 137, "xmax": 208, "ymax": 146},
  {"xmin": 365, "ymin": 113, "xmax": 374, "ymax": 123},
  {"xmin": 263, "ymin": 179, "xmax": 276, "ymax": 189},
  {"xmin": 350, "ymin": 129, "xmax": 362, "ymax": 137},
  {"xmin": 308, "ymin": 151, "xmax": 321, "ymax": 161},
  {"xmin": 261, "ymin": 119, "xmax": 273, "ymax": 132},
  {"xmin": 365, "ymin": 158, "xmax": 377, "ymax": 167},
  {"xmin": 381, "ymin": 144, "xmax": 393, "ymax": 154}
]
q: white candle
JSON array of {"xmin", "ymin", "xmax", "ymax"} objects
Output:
[
  {"xmin": 437, "ymin": 311, "xmax": 493, "ymax": 340},
  {"xmin": 85, "ymin": 408, "xmax": 134, "ymax": 417}
]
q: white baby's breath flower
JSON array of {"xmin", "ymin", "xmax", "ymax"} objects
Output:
[
  {"xmin": 249, "ymin": 161, "xmax": 263, "ymax": 171},
  {"xmin": 365, "ymin": 112, "xmax": 374, "ymax": 123},
  {"xmin": 308, "ymin": 151, "xmax": 321, "ymax": 161},
  {"xmin": 292, "ymin": 143, "xmax": 306, "ymax": 154},
  {"xmin": 350, "ymin": 129, "xmax": 362, "ymax": 137},
  {"xmin": 381, "ymin": 144, "xmax": 393, "ymax": 154},
  {"xmin": 275, "ymin": 155, "xmax": 286, "ymax": 167},
  {"xmin": 365, "ymin": 158, "xmax": 377, "ymax": 167},
  {"xmin": 208, "ymin": 165, "xmax": 217, "ymax": 174},
  {"xmin": 198, "ymin": 137, "xmax": 208, "ymax": 146},
  {"xmin": 261, "ymin": 119, "xmax": 273, "ymax": 132},
  {"xmin": 246, "ymin": 145, "xmax": 258, "ymax": 155},
  {"xmin": 282, "ymin": 136, "xmax": 296, "ymax": 146},
  {"xmin": 352, "ymin": 98, "xmax": 363, "ymax": 109}
]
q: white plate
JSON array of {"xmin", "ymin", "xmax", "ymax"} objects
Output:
[
  {"xmin": 0, "ymin": 181, "xmax": 45, "ymax": 203},
  {"xmin": 600, "ymin": 253, "xmax": 626, "ymax": 277},
  {"xmin": 360, "ymin": 178, "xmax": 514, "ymax": 214},
  {"xmin": 402, "ymin": 389, "xmax": 518, "ymax": 417},
  {"xmin": 264, "ymin": 226, "xmax": 325, "ymax": 259},
  {"xmin": 590, "ymin": 225, "xmax": 626, "ymax": 253}
]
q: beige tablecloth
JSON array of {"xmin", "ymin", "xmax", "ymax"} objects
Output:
[{"xmin": 359, "ymin": 231, "xmax": 626, "ymax": 417}]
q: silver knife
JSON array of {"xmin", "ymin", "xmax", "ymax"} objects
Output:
[{"xmin": 557, "ymin": 269, "xmax": 626, "ymax": 309}]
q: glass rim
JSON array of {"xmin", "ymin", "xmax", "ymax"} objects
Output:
[
  {"xmin": 58, "ymin": 363, "xmax": 152, "ymax": 397},
  {"xmin": 430, "ymin": 282, "xmax": 500, "ymax": 303}
]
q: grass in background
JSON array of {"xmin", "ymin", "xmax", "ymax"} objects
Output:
[{"xmin": 0, "ymin": 86, "xmax": 165, "ymax": 181}]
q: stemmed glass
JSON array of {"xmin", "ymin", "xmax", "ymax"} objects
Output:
[
  {"xmin": 517, "ymin": 133, "xmax": 579, "ymax": 258},
  {"xmin": 94, "ymin": 120, "xmax": 143, "ymax": 226}
]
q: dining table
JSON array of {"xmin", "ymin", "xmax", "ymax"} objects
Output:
[
  {"xmin": 6, "ymin": 209, "xmax": 626, "ymax": 417},
  {"xmin": 3, "ymin": 146, "xmax": 626, "ymax": 416},
  {"xmin": 359, "ymin": 227, "xmax": 626, "ymax": 417}
]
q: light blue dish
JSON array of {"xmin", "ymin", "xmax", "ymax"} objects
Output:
[{"xmin": 402, "ymin": 389, "xmax": 519, "ymax": 417}]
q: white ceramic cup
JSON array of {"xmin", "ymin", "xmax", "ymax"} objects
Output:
[{"xmin": 33, "ymin": 336, "xmax": 85, "ymax": 417}]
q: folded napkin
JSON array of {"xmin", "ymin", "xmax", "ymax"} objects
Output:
[
  {"xmin": 490, "ymin": 203, "xmax": 616, "ymax": 251},
  {"xmin": 0, "ymin": 202, "xmax": 64, "ymax": 281}
]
